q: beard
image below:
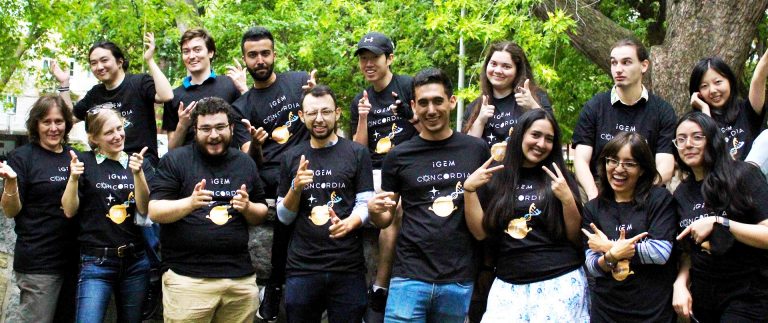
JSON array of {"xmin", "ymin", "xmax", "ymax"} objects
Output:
[
  {"xmin": 247, "ymin": 64, "xmax": 274, "ymax": 82},
  {"xmin": 308, "ymin": 122, "xmax": 337, "ymax": 140},
  {"xmin": 195, "ymin": 134, "xmax": 232, "ymax": 157}
]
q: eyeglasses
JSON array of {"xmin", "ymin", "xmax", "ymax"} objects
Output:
[
  {"xmin": 673, "ymin": 134, "xmax": 706, "ymax": 149},
  {"xmin": 196, "ymin": 123, "xmax": 230, "ymax": 135},
  {"xmin": 605, "ymin": 157, "xmax": 638, "ymax": 170},
  {"xmin": 304, "ymin": 109, "xmax": 335, "ymax": 120}
]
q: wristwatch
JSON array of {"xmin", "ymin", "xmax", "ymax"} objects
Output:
[{"xmin": 719, "ymin": 216, "xmax": 730, "ymax": 228}]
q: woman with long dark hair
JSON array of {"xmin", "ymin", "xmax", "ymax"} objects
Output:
[
  {"xmin": 688, "ymin": 56, "xmax": 767, "ymax": 160},
  {"xmin": 464, "ymin": 109, "xmax": 588, "ymax": 322},
  {"xmin": 581, "ymin": 132, "xmax": 677, "ymax": 322},
  {"xmin": 0, "ymin": 94, "xmax": 78, "ymax": 322},
  {"xmin": 672, "ymin": 112, "xmax": 768, "ymax": 322}
]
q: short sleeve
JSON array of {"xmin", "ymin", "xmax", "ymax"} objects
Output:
[
  {"xmin": 73, "ymin": 92, "xmax": 92, "ymax": 120},
  {"xmin": 162, "ymin": 98, "xmax": 179, "ymax": 132},
  {"xmin": 572, "ymin": 100, "xmax": 597, "ymax": 148},
  {"xmin": 149, "ymin": 153, "xmax": 181, "ymax": 201},
  {"xmin": 276, "ymin": 151, "xmax": 295, "ymax": 198},
  {"xmin": 355, "ymin": 147, "xmax": 374, "ymax": 193},
  {"xmin": 654, "ymin": 99, "xmax": 677, "ymax": 155},
  {"xmin": 6, "ymin": 148, "xmax": 27, "ymax": 204},
  {"xmin": 246, "ymin": 161, "xmax": 267, "ymax": 205},
  {"xmin": 140, "ymin": 74, "xmax": 157, "ymax": 103},
  {"xmin": 380, "ymin": 151, "xmax": 400, "ymax": 193},
  {"xmin": 646, "ymin": 188, "xmax": 677, "ymax": 241}
]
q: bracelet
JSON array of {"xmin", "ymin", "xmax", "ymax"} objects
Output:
[
  {"xmin": 604, "ymin": 251, "xmax": 618, "ymax": 268},
  {"xmin": 57, "ymin": 86, "xmax": 70, "ymax": 92}
]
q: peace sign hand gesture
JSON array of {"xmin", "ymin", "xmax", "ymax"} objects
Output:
[
  {"xmin": 464, "ymin": 157, "xmax": 505, "ymax": 192},
  {"xmin": 302, "ymin": 69, "xmax": 317, "ymax": 92},
  {"xmin": 542, "ymin": 163, "xmax": 574, "ymax": 204}
]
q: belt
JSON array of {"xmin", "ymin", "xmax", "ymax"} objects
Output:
[{"xmin": 82, "ymin": 243, "xmax": 141, "ymax": 258}]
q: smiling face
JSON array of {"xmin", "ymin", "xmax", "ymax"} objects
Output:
[
  {"xmin": 90, "ymin": 112, "xmax": 125, "ymax": 156},
  {"xmin": 697, "ymin": 68, "xmax": 731, "ymax": 109},
  {"xmin": 675, "ymin": 120, "xmax": 707, "ymax": 171},
  {"xmin": 89, "ymin": 47, "xmax": 124, "ymax": 85},
  {"xmin": 37, "ymin": 105, "xmax": 66, "ymax": 152},
  {"xmin": 610, "ymin": 45, "xmax": 648, "ymax": 88},
  {"xmin": 181, "ymin": 37, "xmax": 213, "ymax": 75},
  {"xmin": 242, "ymin": 39, "xmax": 275, "ymax": 82},
  {"xmin": 606, "ymin": 145, "xmax": 643, "ymax": 200},
  {"xmin": 486, "ymin": 50, "xmax": 517, "ymax": 94},
  {"xmin": 194, "ymin": 112, "xmax": 232, "ymax": 157},
  {"xmin": 358, "ymin": 50, "xmax": 392, "ymax": 84},
  {"xmin": 300, "ymin": 94, "xmax": 339, "ymax": 141},
  {"xmin": 412, "ymin": 83, "xmax": 456, "ymax": 141},
  {"xmin": 521, "ymin": 119, "xmax": 554, "ymax": 167}
]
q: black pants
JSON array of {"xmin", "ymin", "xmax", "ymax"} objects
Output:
[{"xmin": 691, "ymin": 274, "xmax": 768, "ymax": 322}]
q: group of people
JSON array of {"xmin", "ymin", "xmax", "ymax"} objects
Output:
[{"xmin": 0, "ymin": 24, "xmax": 766, "ymax": 323}]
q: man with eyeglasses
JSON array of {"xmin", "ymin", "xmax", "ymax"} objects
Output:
[
  {"xmin": 572, "ymin": 38, "xmax": 677, "ymax": 201},
  {"xmin": 276, "ymin": 85, "xmax": 374, "ymax": 322},
  {"xmin": 230, "ymin": 26, "xmax": 317, "ymax": 321},
  {"xmin": 148, "ymin": 97, "xmax": 269, "ymax": 322}
]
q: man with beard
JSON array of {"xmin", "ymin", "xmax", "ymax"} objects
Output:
[
  {"xmin": 231, "ymin": 26, "xmax": 316, "ymax": 322},
  {"xmin": 148, "ymin": 97, "xmax": 269, "ymax": 322},
  {"xmin": 276, "ymin": 85, "xmax": 374, "ymax": 323}
]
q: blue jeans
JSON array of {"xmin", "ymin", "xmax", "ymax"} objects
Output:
[
  {"xmin": 76, "ymin": 252, "xmax": 150, "ymax": 323},
  {"xmin": 385, "ymin": 276, "xmax": 474, "ymax": 323},
  {"xmin": 284, "ymin": 272, "xmax": 367, "ymax": 323}
]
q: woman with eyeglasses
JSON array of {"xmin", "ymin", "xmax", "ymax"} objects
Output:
[
  {"xmin": 0, "ymin": 95, "xmax": 78, "ymax": 322},
  {"xmin": 464, "ymin": 109, "xmax": 589, "ymax": 322},
  {"xmin": 672, "ymin": 112, "xmax": 768, "ymax": 322},
  {"xmin": 61, "ymin": 108, "xmax": 152, "ymax": 323},
  {"xmin": 688, "ymin": 56, "xmax": 767, "ymax": 160},
  {"xmin": 581, "ymin": 132, "xmax": 677, "ymax": 322}
]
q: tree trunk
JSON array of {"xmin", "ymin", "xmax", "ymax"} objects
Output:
[{"xmin": 534, "ymin": 0, "xmax": 768, "ymax": 116}]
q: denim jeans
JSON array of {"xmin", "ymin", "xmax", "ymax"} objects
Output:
[
  {"xmin": 385, "ymin": 276, "xmax": 474, "ymax": 323},
  {"xmin": 285, "ymin": 272, "xmax": 367, "ymax": 323},
  {"xmin": 76, "ymin": 252, "xmax": 150, "ymax": 323}
]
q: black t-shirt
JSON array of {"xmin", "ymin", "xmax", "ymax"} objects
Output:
[
  {"xmin": 349, "ymin": 74, "xmax": 417, "ymax": 169},
  {"xmin": 572, "ymin": 92, "xmax": 677, "ymax": 175},
  {"xmin": 75, "ymin": 151, "xmax": 152, "ymax": 249},
  {"xmin": 150, "ymin": 144, "xmax": 266, "ymax": 278},
  {"xmin": 674, "ymin": 173, "xmax": 768, "ymax": 282},
  {"xmin": 232, "ymin": 71, "xmax": 310, "ymax": 198},
  {"xmin": 381, "ymin": 132, "xmax": 488, "ymax": 283},
  {"xmin": 7, "ymin": 144, "xmax": 78, "ymax": 274},
  {"xmin": 74, "ymin": 73, "xmax": 160, "ymax": 166},
  {"xmin": 492, "ymin": 167, "xmax": 583, "ymax": 284},
  {"xmin": 162, "ymin": 74, "xmax": 248, "ymax": 148},
  {"xmin": 277, "ymin": 138, "xmax": 373, "ymax": 275},
  {"xmin": 462, "ymin": 91, "xmax": 553, "ymax": 147},
  {"xmin": 709, "ymin": 99, "xmax": 766, "ymax": 160},
  {"xmin": 583, "ymin": 187, "xmax": 677, "ymax": 322}
]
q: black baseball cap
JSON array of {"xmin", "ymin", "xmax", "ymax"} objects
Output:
[{"xmin": 355, "ymin": 32, "xmax": 394, "ymax": 56}]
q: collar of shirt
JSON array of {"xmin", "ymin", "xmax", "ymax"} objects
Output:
[
  {"xmin": 182, "ymin": 70, "xmax": 217, "ymax": 89},
  {"xmin": 95, "ymin": 150, "xmax": 130, "ymax": 169},
  {"xmin": 610, "ymin": 85, "xmax": 649, "ymax": 106}
]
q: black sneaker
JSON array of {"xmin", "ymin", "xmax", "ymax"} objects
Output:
[
  {"xmin": 257, "ymin": 284, "xmax": 282, "ymax": 322},
  {"xmin": 141, "ymin": 268, "xmax": 162, "ymax": 320},
  {"xmin": 364, "ymin": 287, "xmax": 387, "ymax": 323}
]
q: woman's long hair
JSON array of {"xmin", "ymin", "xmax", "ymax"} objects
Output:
[
  {"xmin": 482, "ymin": 109, "xmax": 580, "ymax": 240},
  {"xmin": 688, "ymin": 57, "xmax": 739, "ymax": 124},
  {"xmin": 463, "ymin": 41, "xmax": 544, "ymax": 133},
  {"xmin": 674, "ymin": 112, "xmax": 761, "ymax": 218},
  {"xmin": 596, "ymin": 132, "xmax": 660, "ymax": 209}
]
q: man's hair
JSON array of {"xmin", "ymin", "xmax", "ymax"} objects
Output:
[
  {"xmin": 611, "ymin": 38, "xmax": 649, "ymax": 62},
  {"xmin": 180, "ymin": 28, "xmax": 216, "ymax": 61},
  {"xmin": 26, "ymin": 94, "xmax": 74, "ymax": 145},
  {"xmin": 301, "ymin": 85, "xmax": 338, "ymax": 110},
  {"xmin": 241, "ymin": 26, "xmax": 274, "ymax": 53},
  {"xmin": 412, "ymin": 68, "xmax": 453, "ymax": 97},
  {"xmin": 88, "ymin": 41, "xmax": 129, "ymax": 70},
  {"xmin": 191, "ymin": 97, "xmax": 234, "ymax": 127}
]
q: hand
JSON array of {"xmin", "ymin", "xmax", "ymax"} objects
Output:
[
  {"xmin": 143, "ymin": 32, "xmax": 156, "ymax": 62},
  {"xmin": 292, "ymin": 155, "xmax": 313, "ymax": 191},
  {"xmin": 69, "ymin": 150, "xmax": 84, "ymax": 180},
  {"xmin": 226, "ymin": 58, "xmax": 248, "ymax": 92},
  {"xmin": 690, "ymin": 92, "xmax": 711, "ymax": 115},
  {"xmin": 514, "ymin": 79, "xmax": 541, "ymax": 110},
  {"xmin": 464, "ymin": 157, "xmax": 504, "ymax": 192},
  {"xmin": 358, "ymin": 90, "xmax": 371, "ymax": 118},
  {"xmin": 302, "ymin": 69, "xmax": 317, "ymax": 92},
  {"xmin": 329, "ymin": 208, "xmax": 357, "ymax": 239},
  {"xmin": 676, "ymin": 216, "xmax": 718, "ymax": 244},
  {"xmin": 368, "ymin": 192, "xmax": 396, "ymax": 214},
  {"xmin": 672, "ymin": 283, "xmax": 693, "ymax": 320},
  {"xmin": 231, "ymin": 184, "xmax": 251, "ymax": 213},
  {"xmin": 189, "ymin": 179, "xmax": 213, "ymax": 210},
  {"xmin": 242, "ymin": 119, "xmax": 268, "ymax": 146},
  {"xmin": 609, "ymin": 229, "xmax": 648, "ymax": 260},
  {"xmin": 542, "ymin": 163, "xmax": 574, "ymax": 204},
  {"xmin": 390, "ymin": 92, "xmax": 413, "ymax": 120},
  {"xmin": 581, "ymin": 223, "xmax": 614, "ymax": 253},
  {"xmin": 476, "ymin": 95, "xmax": 495, "ymax": 124},
  {"xmin": 49, "ymin": 60, "xmax": 70, "ymax": 86},
  {"xmin": 0, "ymin": 161, "xmax": 17, "ymax": 180},
  {"xmin": 177, "ymin": 101, "xmax": 196, "ymax": 129},
  {"xmin": 128, "ymin": 147, "xmax": 148, "ymax": 174}
]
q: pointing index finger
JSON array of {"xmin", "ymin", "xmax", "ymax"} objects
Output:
[
  {"xmin": 69, "ymin": 150, "xmax": 78, "ymax": 162},
  {"xmin": 676, "ymin": 226, "xmax": 692, "ymax": 240},
  {"xmin": 138, "ymin": 147, "xmax": 148, "ymax": 157}
]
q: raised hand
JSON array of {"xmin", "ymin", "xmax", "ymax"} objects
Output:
[
  {"xmin": 242, "ymin": 119, "xmax": 268, "ymax": 146},
  {"xmin": 0, "ymin": 161, "xmax": 17, "ymax": 180},
  {"xmin": 690, "ymin": 92, "xmax": 711, "ymax": 116},
  {"xmin": 49, "ymin": 60, "xmax": 70, "ymax": 85},
  {"xmin": 143, "ymin": 32, "xmax": 156, "ymax": 62},
  {"xmin": 329, "ymin": 208, "xmax": 355, "ymax": 239},
  {"xmin": 676, "ymin": 216, "xmax": 718, "ymax": 244},
  {"xmin": 542, "ymin": 163, "xmax": 574, "ymax": 203},
  {"xmin": 190, "ymin": 179, "xmax": 213, "ymax": 210},
  {"xmin": 231, "ymin": 184, "xmax": 251, "ymax": 213},
  {"xmin": 464, "ymin": 157, "xmax": 505, "ymax": 192},
  {"xmin": 609, "ymin": 229, "xmax": 648, "ymax": 260},
  {"xmin": 69, "ymin": 150, "xmax": 84, "ymax": 180},
  {"xmin": 358, "ymin": 90, "xmax": 371, "ymax": 118},
  {"xmin": 292, "ymin": 155, "xmax": 313, "ymax": 191},
  {"xmin": 302, "ymin": 69, "xmax": 317, "ymax": 91},
  {"xmin": 128, "ymin": 147, "xmax": 148, "ymax": 174},
  {"xmin": 368, "ymin": 192, "xmax": 396, "ymax": 214},
  {"xmin": 477, "ymin": 95, "xmax": 495, "ymax": 124},
  {"xmin": 581, "ymin": 223, "xmax": 614, "ymax": 253},
  {"xmin": 226, "ymin": 58, "xmax": 248, "ymax": 92},
  {"xmin": 177, "ymin": 101, "xmax": 197, "ymax": 129},
  {"xmin": 514, "ymin": 79, "xmax": 541, "ymax": 110}
]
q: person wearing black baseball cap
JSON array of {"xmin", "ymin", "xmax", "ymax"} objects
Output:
[{"xmin": 349, "ymin": 31, "xmax": 419, "ymax": 322}]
